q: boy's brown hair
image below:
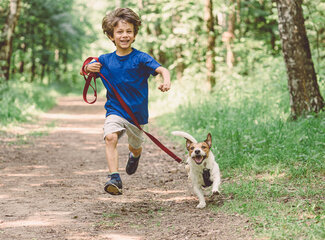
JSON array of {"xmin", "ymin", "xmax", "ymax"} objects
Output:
[{"xmin": 102, "ymin": 8, "xmax": 142, "ymax": 38}]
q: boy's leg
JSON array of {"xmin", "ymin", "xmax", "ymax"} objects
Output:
[
  {"xmin": 103, "ymin": 115, "xmax": 126, "ymax": 195},
  {"xmin": 128, "ymin": 145, "xmax": 142, "ymax": 158},
  {"xmin": 125, "ymin": 123, "xmax": 144, "ymax": 175},
  {"xmin": 105, "ymin": 133, "xmax": 119, "ymax": 173},
  {"xmin": 104, "ymin": 132, "xmax": 123, "ymax": 195}
]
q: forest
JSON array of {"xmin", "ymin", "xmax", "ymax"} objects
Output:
[{"xmin": 0, "ymin": 0, "xmax": 324, "ymax": 239}]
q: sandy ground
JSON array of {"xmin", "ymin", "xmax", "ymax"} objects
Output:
[{"xmin": 0, "ymin": 97, "xmax": 252, "ymax": 240}]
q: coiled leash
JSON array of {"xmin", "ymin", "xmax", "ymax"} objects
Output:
[{"xmin": 82, "ymin": 57, "xmax": 182, "ymax": 163}]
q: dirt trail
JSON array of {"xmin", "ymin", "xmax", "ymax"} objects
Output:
[{"xmin": 0, "ymin": 97, "xmax": 252, "ymax": 240}]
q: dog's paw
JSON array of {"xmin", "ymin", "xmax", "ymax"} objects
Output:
[
  {"xmin": 212, "ymin": 190, "xmax": 220, "ymax": 195},
  {"xmin": 196, "ymin": 202, "xmax": 206, "ymax": 209}
]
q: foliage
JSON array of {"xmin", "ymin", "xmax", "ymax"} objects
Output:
[
  {"xmin": 0, "ymin": 79, "xmax": 57, "ymax": 125},
  {"xmin": 7, "ymin": 0, "xmax": 95, "ymax": 84}
]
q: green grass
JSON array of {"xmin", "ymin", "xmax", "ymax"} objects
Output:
[
  {"xmin": 0, "ymin": 77, "xmax": 59, "ymax": 144},
  {"xmin": 0, "ymin": 79, "xmax": 57, "ymax": 125},
  {"xmin": 152, "ymin": 55, "xmax": 325, "ymax": 239}
]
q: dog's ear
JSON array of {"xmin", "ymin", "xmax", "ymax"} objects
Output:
[
  {"xmin": 205, "ymin": 133, "xmax": 212, "ymax": 148},
  {"xmin": 186, "ymin": 139, "xmax": 193, "ymax": 151}
]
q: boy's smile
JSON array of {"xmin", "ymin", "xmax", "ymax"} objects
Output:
[{"xmin": 110, "ymin": 20, "xmax": 136, "ymax": 56}]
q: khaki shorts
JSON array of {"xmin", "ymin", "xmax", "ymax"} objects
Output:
[{"xmin": 103, "ymin": 114, "xmax": 145, "ymax": 149}]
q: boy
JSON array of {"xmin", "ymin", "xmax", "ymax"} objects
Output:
[{"xmin": 81, "ymin": 8, "xmax": 171, "ymax": 195}]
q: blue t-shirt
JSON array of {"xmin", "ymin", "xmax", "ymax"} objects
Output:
[{"xmin": 98, "ymin": 48, "xmax": 161, "ymax": 125}]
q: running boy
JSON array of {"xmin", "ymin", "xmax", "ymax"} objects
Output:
[{"xmin": 81, "ymin": 8, "xmax": 171, "ymax": 195}]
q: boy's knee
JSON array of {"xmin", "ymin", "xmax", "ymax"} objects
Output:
[{"xmin": 105, "ymin": 133, "xmax": 118, "ymax": 146}]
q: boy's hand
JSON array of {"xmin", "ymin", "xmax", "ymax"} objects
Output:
[
  {"xmin": 155, "ymin": 66, "xmax": 171, "ymax": 92},
  {"xmin": 87, "ymin": 62, "xmax": 102, "ymax": 72},
  {"xmin": 79, "ymin": 62, "xmax": 102, "ymax": 75},
  {"xmin": 158, "ymin": 81, "xmax": 171, "ymax": 92}
]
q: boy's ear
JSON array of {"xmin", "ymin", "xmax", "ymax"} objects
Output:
[
  {"xmin": 107, "ymin": 35, "xmax": 116, "ymax": 45},
  {"xmin": 108, "ymin": 35, "xmax": 114, "ymax": 41}
]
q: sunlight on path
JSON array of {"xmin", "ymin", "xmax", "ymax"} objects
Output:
[{"xmin": 99, "ymin": 233, "xmax": 144, "ymax": 240}]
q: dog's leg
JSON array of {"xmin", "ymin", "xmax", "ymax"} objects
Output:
[
  {"xmin": 193, "ymin": 185, "xmax": 206, "ymax": 208},
  {"xmin": 211, "ymin": 165, "xmax": 221, "ymax": 194}
]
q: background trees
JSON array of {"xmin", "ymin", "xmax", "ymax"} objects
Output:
[
  {"xmin": 0, "ymin": 0, "xmax": 21, "ymax": 81},
  {"xmin": 0, "ymin": 0, "xmax": 324, "ymax": 119},
  {"xmin": 0, "ymin": 0, "xmax": 94, "ymax": 84}
]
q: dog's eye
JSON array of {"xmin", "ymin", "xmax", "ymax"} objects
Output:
[
  {"xmin": 190, "ymin": 147, "xmax": 194, "ymax": 150},
  {"xmin": 202, "ymin": 146, "xmax": 207, "ymax": 149}
]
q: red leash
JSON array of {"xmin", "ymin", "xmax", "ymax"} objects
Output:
[{"xmin": 82, "ymin": 57, "xmax": 182, "ymax": 163}]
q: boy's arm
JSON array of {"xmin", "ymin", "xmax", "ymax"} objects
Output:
[
  {"xmin": 155, "ymin": 66, "xmax": 171, "ymax": 92},
  {"xmin": 79, "ymin": 62, "xmax": 102, "ymax": 75}
]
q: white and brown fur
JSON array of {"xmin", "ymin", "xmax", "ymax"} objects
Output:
[{"xmin": 172, "ymin": 131, "xmax": 221, "ymax": 208}]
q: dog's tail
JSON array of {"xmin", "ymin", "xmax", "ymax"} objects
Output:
[{"xmin": 171, "ymin": 131, "xmax": 197, "ymax": 143}]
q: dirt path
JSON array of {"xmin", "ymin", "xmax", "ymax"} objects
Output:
[{"xmin": 0, "ymin": 97, "xmax": 252, "ymax": 240}]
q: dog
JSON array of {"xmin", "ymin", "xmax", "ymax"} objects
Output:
[{"xmin": 172, "ymin": 131, "xmax": 221, "ymax": 208}]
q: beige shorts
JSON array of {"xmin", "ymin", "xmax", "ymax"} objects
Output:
[{"xmin": 103, "ymin": 114, "xmax": 145, "ymax": 149}]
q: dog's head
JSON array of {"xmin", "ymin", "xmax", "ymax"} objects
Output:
[{"xmin": 186, "ymin": 133, "xmax": 212, "ymax": 165}]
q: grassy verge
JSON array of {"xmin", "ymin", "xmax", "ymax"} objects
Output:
[
  {"xmin": 151, "ymin": 56, "xmax": 325, "ymax": 239},
  {"xmin": 0, "ymin": 78, "xmax": 60, "ymax": 144},
  {"xmin": 0, "ymin": 80, "xmax": 58, "ymax": 125}
]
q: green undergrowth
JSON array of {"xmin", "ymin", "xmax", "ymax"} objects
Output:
[
  {"xmin": 0, "ymin": 80, "xmax": 58, "ymax": 126},
  {"xmin": 152, "ymin": 55, "xmax": 325, "ymax": 239}
]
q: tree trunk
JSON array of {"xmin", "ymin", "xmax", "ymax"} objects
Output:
[
  {"xmin": 171, "ymin": 13, "xmax": 184, "ymax": 80},
  {"xmin": 204, "ymin": 0, "xmax": 216, "ymax": 90},
  {"xmin": 154, "ymin": 23, "xmax": 167, "ymax": 65},
  {"xmin": 138, "ymin": 0, "xmax": 143, "ymax": 10},
  {"xmin": 176, "ymin": 46, "xmax": 184, "ymax": 81},
  {"xmin": 31, "ymin": 24, "xmax": 36, "ymax": 82},
  {"xmin": 222, "ymin": 0, "xmax": 236, "ymax": 69},
  {"xmin": 19, "ymin": 43, "xmax": 26, "ymax": 73},
  {"xmin": 0, "ymin": 0, "xmax": 21, "ymax": 81},
  {"xmin": 276, "ymin": 0, "xmax": 324, "ymax": 119}
]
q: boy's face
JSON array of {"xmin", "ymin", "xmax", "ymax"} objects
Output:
[{"xmin": 109, "ymin": 20, "xmax": 136, "ymax": 52}]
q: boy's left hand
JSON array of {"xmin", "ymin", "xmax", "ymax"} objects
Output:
[
  {"xmin": 158, "ymin": 81, "xmax": 171, "ymax": 92},
  {"xmin": 155, "ymin": 66, "xmax": 171, "ymax": 92}
]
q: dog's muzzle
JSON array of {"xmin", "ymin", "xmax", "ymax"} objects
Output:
[{"xmin": 192, "ymin": 153, "xmax": 206, "ymax": 165}]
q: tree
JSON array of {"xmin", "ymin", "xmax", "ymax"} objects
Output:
[
  {"xmin": 204, "ymin": 0, "xmax": 216, "ymax": 90},
  {"xmin": 222, "ymin": 0, "xmax": 236, "ymax": 69},
  {"xmin": 0, "ymin": 0, "xmax": 21, "ymax": 81},
  {"xmin": 276, "ymin": 0, "xmax": 324, "ymax": 119},
  {"xmin": 8, "ymin": 0, "xmax": 94, "ymax": 83}
]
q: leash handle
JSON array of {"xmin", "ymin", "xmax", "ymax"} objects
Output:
[
  {"xmin": 82, "ymin": 57, "xmax": 98, "ymax": 104},
  {"xmin": 82, "ymin": 57, "xmax": 182, "ymax": 163}
]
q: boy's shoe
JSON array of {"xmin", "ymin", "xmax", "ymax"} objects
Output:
[
  {"xmin": 104, "ymin": 176, "xmax": 122, "ymax": 195},
  {"xmin": 126, "ymin": 152, "xmax": 141, "ymax": 175}
]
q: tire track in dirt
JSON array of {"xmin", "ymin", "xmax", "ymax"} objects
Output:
[{"xmin": 0, "ymin": 97, "xmax": 252, "ymax": 240}]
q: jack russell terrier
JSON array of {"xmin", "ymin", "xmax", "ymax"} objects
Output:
[{"xmin": 172, "ymin": 131, "xmax": 221, "ymax": 208}]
